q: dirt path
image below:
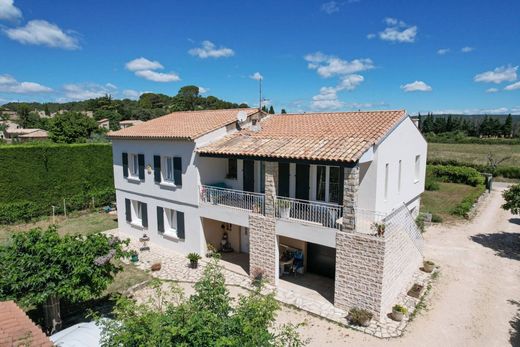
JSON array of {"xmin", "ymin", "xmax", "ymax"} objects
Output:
[{"xmin": 278, "ymin": 183, "xmax": 520, "ymax": 346}]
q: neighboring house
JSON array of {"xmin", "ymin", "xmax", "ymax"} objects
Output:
[
  {"xmin": 119, "ymin": 119, "xmax": 143, "ymax": 128},
  {"xmin": 108, "ymin": 108, "xmax": 427, "ymax": 319},
  {"xmin": 0, "ymin": 301, "xmax": 53, "ymax": 347},
  {"xmin": 97, "ymin": 118, "xmax": 110, "ymax": 130},
  {"xmin": 18, "ymin": 129, "xmax": 49, "ymax": 142}
]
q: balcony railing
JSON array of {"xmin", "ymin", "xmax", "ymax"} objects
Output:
[
  {"xmin": 275, "ymin": 196, "xmax": 343, "ymax": 229},
  {"xmin": 200, "ymin": 185, "xmax": 265, "ymax": 214},
  {"xmin": 355, "ymin": 209, "xmax": 388, "ymax": 235}
]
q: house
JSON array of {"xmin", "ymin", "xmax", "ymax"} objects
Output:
[
  {"xmin": 2, "ymin": 124, "xmax": 48, "ymax": 142},
  {"xmin": 18, "ymin": 129, "xmax": 49, "ymax": 142},
  {"xmin": 97, "ymin": 118, "xmax": 110, "ymax": 130},
  {"xmin": 0, "ymin": 301, "xmax": 53, "ymax": 347},
  {"xmin": 108, "ymin": 108, "xmax": 427, "ymax": 319},
  {"xmin": 119, "ymin": 119, "xmax": 143, "ymax": 128}
]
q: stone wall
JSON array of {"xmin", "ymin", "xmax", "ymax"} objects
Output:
[
  {"xmin": 334, "ymin": 232, "xmax": 385, "ymax": 317},
  {"xmin": 342, "ymin": 166, "xmax": 359, "ymax": 231},
  {"xmin": 249, "ymin": 214, "xmax": 277, "ymax": 284},
  {"xmin": 264, "ymin": 161, "xmax": 278, "ymax": 217}
]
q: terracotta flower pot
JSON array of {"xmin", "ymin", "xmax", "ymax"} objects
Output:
[{"xmin": 151, "ymin": 263, "xmax": 161, "ymax": 271}]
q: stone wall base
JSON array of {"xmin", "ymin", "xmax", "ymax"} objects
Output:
[{"xmin": 248, "ymin": 213, "xmax": 278, "ymax": 284}]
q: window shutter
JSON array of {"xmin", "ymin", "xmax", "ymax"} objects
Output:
[
  {"xmin": 154, "ymin": 155, "xmax": 161, "ymax": 183},
  {"xmin": 138, "ymin": 154, "xmax": 145, "ymax": 180},
  {"xmin": 125, "ymin": 198, "xmax": 131, "ymax": 222},
  {"xmin": 339, "ymin": 167, "xmax": 345, "ymax": 206},
  {"xmin": 157, "ymin": 206, "xmax": 164, "ymax": 233},
  {"xmin": 122, "ymin": 153, "xmax": 128, "ymax": 178},
  {"xmin": 176, "ymin": 211, "xmax": 185, "ymax": 239},
  {"xmin": 141, "ymin": 202, "xmax": 148, "ymax": 228},
  {"xmin": 173, "ymin": 157, "xmax": 182, "ymax": 186}
]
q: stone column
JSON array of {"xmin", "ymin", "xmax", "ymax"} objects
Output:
[
  {"xmin": 342, "ymin": 165, "xmax": 359, "ymax": 232},
  {"xmin": 264, "ymin": 161, "xmax": 278, "ymax": 217}
]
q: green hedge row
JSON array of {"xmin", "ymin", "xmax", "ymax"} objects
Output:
[
  {"xmin": 426, "ymin": 134, "xmax": 520, "ymax": 145},
  {"xmin": 451, "ymin": 184, "xmax": 486, "ymax": 219},
  {"xmin": 0, "ymin": 187, "xmax": 115, "ymax": 224},
  {"xmin": 427, "ymin": 159, "xmax": 520, "ymax": 179},
  {"xmin": 427, "ymin": 164, "xmax": 485, "ymax": 186},
  {"xmin": 0, "ymin": 143, "xmax": 113, "ymax": 203}
]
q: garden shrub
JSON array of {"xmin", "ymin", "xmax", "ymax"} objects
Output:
[
  {"xmin": 427, "ymin": 165, "xmax": 485, "ymax": 186},
  {"xmin": 427, "ymin": 159, "xmax": 520, "ymax": 179},
  {"xmin": 451, "ymin": 185, "xmax": 486, "ymax": 218},
  {"xmin": 431, "ymin": 214, "xmax": 443, "ymax": 223},
  {"xmin": 425, "ymin": 178, "xmax": 440, "ymax": 191},
  {"xmin": 347, "ymin": 308, "xmax": 373, "ymax": 326}
]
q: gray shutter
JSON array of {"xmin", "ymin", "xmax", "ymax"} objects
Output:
[
  {"xmin": 138, "ymin": 154, "xmax": 145, "ymax": 180},
  {"xmin": 141, "ymin": 202, "xmax": 148, "ymax": 228},
  {"xmin": 157, "ymin": 206, "xmax": 164, "ymax": 233},
  {"xmin": 173, "ymin": 157, "xmax": 182, "ymax": 186},
  {"xmin": 154, "ymin": 155, "xmax": 161, "ymax": 183},
  {"xmin": 122, "ymin": 153, "xmax": 128, "ymax": 178},
  {"xmin": 125, "ymin": 198, "xmax": 131, "ymax": 221},
  {"xmin": 176, "ymin": 211, "xmax": 185, "ymax": 239}
]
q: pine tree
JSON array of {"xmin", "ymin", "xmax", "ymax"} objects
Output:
[
  {"xmin": 503, "ymin": 114, "xmax": 513, "ymax": 137},
  {"xmin": 281, "ymin": 109, "xmax": 287, "ymax": 114},
  {"xmin": 268, "ymin": 105, "xmax": 275, "ymax": 114}
]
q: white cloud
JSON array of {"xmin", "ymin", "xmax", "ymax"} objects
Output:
[
  {"xmin": 0, "ymin": 0, "xmax": 22, "ymax": 21},
  {"xmin": 188, "ymin": 40, "xmax": 234, "ymax": 59},
  {"xmin": 486, "ymin": 88, "xmax": 499, "ymax": 93},
  {"xmin": 337, "ymin": 74, "xmax": 364, "ymax": 91},
  {"xmin": 125, "ymin": 57, "xmax": 163, "ymax": 72},
  {"xmin": 377, "ymin": 18, "xmax": 417, "ymax": 43},
  {"xmin": 63, "ymin": 83, "xmax": 114, "ymax": 100},
  {"xmin": 504, "ymin": 81, "xmax": 520, "ymax": 91},
  {"xmin": 461, "ymin": 46, "xmax": 474, "ymax": 53},
  {"xmin": 134, "ymin": 70, "xmax": 180, "ymax": 82},
  {"xmin": 250, "ymin": 72, "xmax": 263, "ymax": 81},
  {"xmin": 122, "ymin": 89, "xmax": 142, "ymax": 100},
  {"xmin": 401, "ymin": 80, "xmax": 432, "ymax": 92},
  {"xmin": 125, "ymin": 57, "xmax": 180, "ymax": 82},
  {"xmin": 474, "ymin": 65, "xmax": 518, "ymax": 84},
  {"xmin": 4, "ymin": 20, "xmax": 80, "ymax": 49},
  {"xmin": 198, "ymin": 86, "xmax": 208, "ymax": 94},
  {"xmin": 0, "ymin": 74, "xmax": 52, "ymax": 93},
  {"xmin": 304, "ymin": 52, "xmax": 374, "ymax": 78},
  {"xmin": 367, "ymin": 33, "xmax": 376, "ymax": 39},
  {"xmin": 321, "ymin": 1, "xmax": 339, "ymax": 14},
  {"xmin": 437, "ymin": 48, "xmax": 450, "ymax": 55},
  {"xmin": 311, "ymin": 87, "xmax": 343, "ymax": 110}
]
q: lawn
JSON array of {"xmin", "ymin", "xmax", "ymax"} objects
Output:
[
  {"xmin": 428, "ymin": 142, "xmax": 520, "ymax": 167},
  {"xmin": 421, "ymin": 182, "xmax": 484, "ymax": 223}
]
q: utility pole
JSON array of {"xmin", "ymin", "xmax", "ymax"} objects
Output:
[{"xmin": 259, "ymin": 77, "xmax": 262, "ymax": 111}]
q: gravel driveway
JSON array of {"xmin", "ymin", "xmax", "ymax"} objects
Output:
[{"xmin": 282, "ymin": 183, "xmax": 520, "ymax": 346}]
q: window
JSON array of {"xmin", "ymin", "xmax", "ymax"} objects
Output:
[
  {"xmin": 316, "ymin": 166, "xmax": 326, "ymax": 201},
  {"xmin": 315, "ymin": 166, "xmax": 341, "ymax": 203},
  {"xmin": 384, "ymin": 163, "xmax": 389, "ymax": 200},
  {"xmin": 415, "ymin": 155, "xmax": 421, "ymax": 182},
  {"xmin": 329, "ymin": 167, "xmax": 341, "ymax": 204},
  {"xmin": 164, "ymin": 208, "xmax": 177, "ymax": 236},
  {"xmin": 227, "ymin": 158, "xmax": 237, "ymax": 179},
  {"xmin": 128, "ymin": 200, "xmax": 147, "ymax": 227},
  {"xmin": 398, "ymin": 160, "xmax": 402, "ymax": 193},
  {"xmin": 164, "ymin": 156, "xmax": 174, "ymax": 182},
  {"xmin": 130, "ymin": 154, "xmax": 139, "ymax": 177}
]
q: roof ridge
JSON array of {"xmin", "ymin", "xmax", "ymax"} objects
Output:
[{"xmin": 272, "ymin": 109, "xmax": 406, "ymax": 116}]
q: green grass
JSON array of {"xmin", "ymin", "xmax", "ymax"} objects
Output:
[
  {"xmin": 428, "ymin": 142, "xmax": 520, "ymax": 167},
  {"xmin": 0, "ymin": 210, "xmax": 117, "ymax": 245},
  {"xmin": 105, "ymin": 261, "xmax": 152, "ymax": 295},
  {"xmin": 421, "ymin": 182, "xmax": 484, "ymax": 223}
]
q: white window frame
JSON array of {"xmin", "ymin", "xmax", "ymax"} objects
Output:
[
  {"xmin": 313, "ymin": 165, "xmax": 341, "ymax": 204},
  {"xmin": 131, "ymin": 200, "xmax": 143, "ymax": 227},
  {"xmin": 163, "ymin": 208, "xmax": 178, "ymax": 238},
  {"xmin": 129, "ymin": 153, "xmax": 139, "ymax": 178},
  {"xmin": 398, "ymin": 160, "xmax": 402, "ymax": 193},
  {"xmin": 384, "ymin": 163, "xmax": 389, "ymax": 201},
  {"xmin": 415, "ymin": 155, "xmax": 421, "ymax": 183},
  {"xmin": 162, "ymin": 156, "xmax": 175, "ymax": 183}
]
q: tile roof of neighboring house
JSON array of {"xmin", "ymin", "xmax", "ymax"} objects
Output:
[
  {"xmin": 18, "ymin": 129, "xmax": 48, "ymax": 138},
  {"xmin": 119, "ymin": 120, "xmax": 143, "ymax": 125},
  {"xmin": 6, "ymin": 128, "xmax": 44, "ymax": 136},
  {"xmin": 97, "ymin": 118, "xmax": 109, "ymax": 123},
  {"xmin": 108, "ymin": 108, "xmax": 260, "ymax": 140},
  {"xmin": 197, "ymin": 110, "xmax": 407, "ymax": 163},
  {"xmin": 0, "ymin": 301, "xmax": 53, "ymax": 347}
]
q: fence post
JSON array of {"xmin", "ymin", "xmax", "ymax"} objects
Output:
[
  {"xmin": 63, "ymin": 199, "xmax": 67, "ymax": 218},
  {"xmin": 52, "ymin": 206, "xmax": 55, "ymax": 224}
]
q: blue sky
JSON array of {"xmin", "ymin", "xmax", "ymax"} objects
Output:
[{"xmin": 0, "ymin": 0, "xmax": 519, "ymax": 114}]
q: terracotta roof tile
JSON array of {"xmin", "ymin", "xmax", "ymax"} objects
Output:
[
  {"xmin": 197, "ymin": 110, "xmax": 406, "ymax": 163},
  {"xmin": 108, "ymin": 108, "xmax": 260, "ymax": 140},
  {"xmin": 0, "ymin": 301, "xmax": 53, "ymax": 347}
]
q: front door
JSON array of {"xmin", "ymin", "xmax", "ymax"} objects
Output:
[
  {"xmin": 240, "ymin": 227, "xmax": 250, "ymax": 253},
  {"xmin": 243, "ymin": 160, "xmax": 255, "ymax": 192}
]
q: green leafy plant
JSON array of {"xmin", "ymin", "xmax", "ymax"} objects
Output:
[
  {"xmin": 0, "ymin": 226, "xmax": 129, "ymax": 333},
  {"xmin": 392, "ymin": 304, "xmax": 408, "ymax": 314},
  {"xmin": 415, "ymin": 215, "xmax": 425, "ymax": 233},
  {"xmin": 427, "ymin": 164, "xmax": 485, "ymax": 187},
  {"xmin": 187, "ymin": 252, "xmax": 202, "ymax": 262},
  {"xmin": 425, "ymin": 178, "xmax": 440, "ymax": 191},
  {"xmin": 431, "ymin": 214, "xmax": 443, "ymax": 223},
  {"xmin": 451, "ymin": 184, "xmax": 486, "ymax": 218},
  {"xmin": 502, "ymin": 184, "xmax": 520, "ymax": 215},
  {"xmin": 371, "ymin": 222, "xmax": 386, "ymax": 236},
  {"xmin": 347, "ymin": 307, "xmax": 373, "ymax": 326}
]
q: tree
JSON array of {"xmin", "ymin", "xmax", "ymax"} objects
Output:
[
  {"xmin": 48, "ymin": 112, "xmax": 98, "ymax": 143},
  {"xmin": 44, "ymin": 104, "xmax": 51, "ymax": 116},
  {"xmin": 281, "ymin": 108, "xmax": 287, "ymax": 114},
  {"xmin": 503, "ymin": 114, "xmax": 513, "ymax": 137},
  {"xmin": 502, "ymin": 184, "xmax": 520, "ymax": 215},
  {"xmin": 0, "ymin": 227, "xmax": 129, "ymax": 333},
  {"xmin": 268, "ymin": 105, "xmax": 275, "ymax": 114},
  {"xmin": 99, "ymin": 259, "xmax": 305, "ymax": 346},
  {"xmin": 17, "ymin": 104, "xmax": 40, "ymax": 128},
  {"xmin": 261, "ymin": 105, "xmax": 268, "ymax": 113}
]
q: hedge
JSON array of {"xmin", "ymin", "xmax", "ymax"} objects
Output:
[
  {"xmin": 426, "ymin": 134, "xmax": 520, "ymax": 145},
  {"xmin": 0, "ymin": 143, "xmax": 114, "ymax": 223},
  {"xmin": 451, "ymin": 184, "xmax": 486, "ymax": 219},
  {"xmin": 427, "ymin": 164, "xmax": 485, "ymax": 186},
  {"xmin": 427, "ymin": 159, "xmax": 520, "ymax": 179}
]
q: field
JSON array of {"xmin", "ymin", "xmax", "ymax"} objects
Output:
[
  {"xmin": 428, "ymin": 142, "xmax": 520, "ymax": 167},
  {"xmin": 421, "ymin": 182, "xmax": 484, "ymax": 223}
]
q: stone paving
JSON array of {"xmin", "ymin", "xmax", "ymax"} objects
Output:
[{"xmin": 108, "ymin": 228, "xmax": 435, "ymax": 339}]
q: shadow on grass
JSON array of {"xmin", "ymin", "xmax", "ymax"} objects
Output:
[
  {"xmin": 470, "ymin": 232, "xmax": 520, "ymax": 261},
  {"xmin": 509, "ymin": 300, "xmax": 520, "ymax": 347}
]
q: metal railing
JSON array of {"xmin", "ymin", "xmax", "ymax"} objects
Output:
[
  {"xmin": 199, "ymin": 185, "xmax": 265, "ymax": 214},
  {"xmin": 275, "ymin": 196, "xmax": 343, "ymax": 229},
  {"xmin": 355, "ymin": 208, "xmax": 388, "ymax": 235},
  {"xmin": 384, "ymin": 204, "xmax": 424, "ymax": 254}
]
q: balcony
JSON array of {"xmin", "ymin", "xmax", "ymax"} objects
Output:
[
  {"xmin": 275, "ymin": 196, "xmax": 343, "ymax": 230},
  {"xmin": 199, "ymin": 185, "xmax": 265, "ymax": 214}
]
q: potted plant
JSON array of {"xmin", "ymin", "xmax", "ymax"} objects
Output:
[
  {"xmin": 391, "ymin": 304, "xmax": 408, "ymax": 321},
  {"xmin": 251, "ymin": 267, "xmax": 265, "ymax": 287},
  {"xmin": 423, "ymin": 260, "xmax": 435, "ymax": 273},
  {"xmin": 187, "ymin": 252, "xmax": 202, "ymax": 269},
  {"xmin": 252, "ymin": 202, "xmax": 263, "ymax": 214},
  {"xmin": 371, "ymin": 222, "xmax": 386, "ymax": 237},
  {"xmin": 347, "ymin": 308, "xmax": 373, "ymax": 327},
  {"xmin": 151, "ymin": 262, "xmax": 161, "ymax": 271},
  {"xmin": 206, "ymin": 243, "xmax": 217, "ymax": 258},
  {"xmin": 129, "ymin": 250, "xmax": 139, "ymax": 263},
  {"xmin": 277, "ymin": 199, "xmax": 291, "ymax": 218}
]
